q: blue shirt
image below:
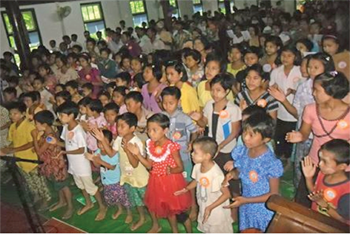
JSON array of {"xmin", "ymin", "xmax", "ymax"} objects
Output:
[{"xmin": 95, "ymin": 149, "xmax": 120, "ymax": 185}]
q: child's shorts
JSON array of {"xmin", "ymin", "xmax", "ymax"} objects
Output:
[
  {"xmin": 104, "ymin": 182, "xmax": 131, "ymax": 208},
  {"xmin": 73, "ymin": 174, "xmax": 98, "ymax": 195},
  {"xmin": 124, "ymin": 183, "xmax": 146, "ymax": 207}
]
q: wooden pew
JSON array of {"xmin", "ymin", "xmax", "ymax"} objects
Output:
[{"xmin": 266, "ymin": 195, "xmax": 350, "ymax": 233}]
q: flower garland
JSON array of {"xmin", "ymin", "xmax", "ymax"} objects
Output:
[{"xmin": 146, "ymin": 139, "xmax": 170, "ymax": 163}]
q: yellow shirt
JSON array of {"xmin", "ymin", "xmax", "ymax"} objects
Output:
[
  {"xmin": 226, "ymin": 63, "xmax": 246, "ymax": 77},
  {"xmin": 197, "ymin": 80, "xmax": 235, "ymax": 107},
  {"xmin": 180, "ymin": 82, "xmax": 200, "ymax": 114},
  {"xmin": 8, "ymin": 119, "xmax": 38, "ymax": 172}
]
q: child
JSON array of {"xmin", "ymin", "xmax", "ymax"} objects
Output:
[
  {"xmin": 165, "ymin": 61, "xmax": 200, "ymax": 114},
  {"xmin": 32, "ymin": 110, "xmax": 72, "ymax": 219},
  {"xmin": 52, "ymin": 101, "xmax": 107, "ymax": 220},
  {"xmin": 38, "ymin": 64, "xmax": 57, "ymax": 94},
  {"xmin": 93, "ymin": 113, "xmax": 149, "ymax": 230},
  {"xmin": 235, "ymin": 64, "xmax": 278, "ymax": 119},
  {"xmin": 126, "ymin": 113, "xmax": 192, "ymax": 233},
  {"xmin": 133, "ymin": 72, "xmax": 146, "ymax": 92},
  {"xmin": 55, "ymin": 91, "xmax": 72, "ymax": 107},
  {"xmin": 287, "ymin": 71, "xmax": 350, "ymax": 206},
  {"xmin": 119, "ymin": 55, "xmax": 132, "ymax": 73},
  {"xmin": 78, "ymin": 53, "xmax": 103, "ymax": 98},
  {"xmin": 301, "ymin": 139, "xmax": 350, "ymax": 224},
  {"xmin": 115, "ymin": 72, "xmax": 132, "ymax": 87},
  {"xmin": 296, "ymin": 38, "xmax": 314, "ymax": 57},
  {"xmin": 3, "ymin": 87, "xmax": 17, "ymax": 104},
  {"xmin": 103, "ymin": 102, "xmax": 119, "ymax": 139},
  {"xmin": 0, "ymin": 102, "xmax": 51, "ymax": 208},
  {"xmin": 259, "ymin": 36, "xmax": 282, "ymax": 71},
  {"xmin": 130, "ymin": 56, "xmax": 144, "ymax": 80},
  {"xmin": 98, "ymin": 90, "xmax": 111, "ymax": 107},
  {"xmin": 81, "ymin": 83, "xmax": 94, "ymax": 98},
  {"xmin": 224, "ymin": 114, "xmax": 283, "ymax": 232},
  {"xmin": 85, "ymin": 129, "xmax": 132, "ymax": 221},
  {"xmin": 190, "ymin": 74, "xmax": 242, "ymax": 188},
  {"xmin": 98, "ymin": 48, "xmax": 117, "ymax": 81},
  {"xmin": 55, "ymin": 84, "xmax": 65, "ymax": 94},
  {"xmin": 77, "ymin": 97, "xmax": 92, "ymax": 122},
  {"xmin": 269, "ymin": 45, "xmax": 304, "ymax": 160},
  {"xmin": 112, "ymin": 86, "xmax": 128, "ymax": 114},
  {"xmin": 175, "ymin": 136, "xmax": 233, "ymax": 233},
  {"xmin": 32, "ymin": 77, "xmax": 55, "ymax": 114},
  {"xmin": 55, "ymin": 54, "xmax": 80, "ymax": 84},
  {"xmin": 184, "ymin": 49, "xmax": 204, "ymax": 87},
  {"xmin": 23, "ymin": 91, "xmax": 45, "ymax": 120},
  {"xmin": 141, "ymin": 64, "xmax": 167, "ymax": 113},
  {"xmin": 65, "ymin": 80, "xmax": 83, "ymax": 104},
  {"xmin": 227, "ymin": 44, "xmax": 246, "ymax": 77}
]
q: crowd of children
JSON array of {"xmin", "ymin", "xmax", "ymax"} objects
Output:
[{"xmin": 0, "ymin": 0, "xmax": 349, "ymax": 232}]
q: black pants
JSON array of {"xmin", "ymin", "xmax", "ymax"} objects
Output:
[
  {"xmin": 295, "ymin": 167, "xmax": 320, "ymax": 207},
  {"xmin": 274, "ymin": 119, "xmax": 297, "ymax": 158}
]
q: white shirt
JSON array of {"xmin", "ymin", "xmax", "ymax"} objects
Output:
[
  {"xmin": 39, "ymin": 88, "xmax": 54, "ymax": 115},
  {"xmin": 270, "ymin": 65, "xmax": 305, "ymax": 122},
  {"xmin": 139, "ymin": 35, "xmax": 154, "ymax": 55},
  {"xmin": 61, "ymin": 124, "xmax": 91, "ymax": 176}
]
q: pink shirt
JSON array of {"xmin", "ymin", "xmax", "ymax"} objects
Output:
[
  {"xmin": 303, "ymin": 103, "xmax": 350, "ymax": 164},
  {"xmin": 86, "ymin": 114, "xmax": 107, "ymax": 151},
  {"xmin": 141, "ymin": 83, "xmax": 167, "ymax": 113},
  {"xmin": 119, "ymin": 104, "xmax": 127, "ymax": 115},
  {"xmin": 78, "ymin": 68, "xmax": 101, "ymax": 98}
]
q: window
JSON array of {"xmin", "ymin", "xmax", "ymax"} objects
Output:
[
  {"xmin": 80, "ymin": 2, "xmax": 106, "ymax": 40},
  {"xmin": 130, "ymin": 0, "xmax": 148, "ymax": 27},
  {"xmin": 1, "ymin": 9, "xmax": 42, "ymax": 64},
  {"xmin": 169, "ymin": 0, "xmax": 180, "ymax": 18},
  {"xmin": 193, "ymin": 0, "xmax": 203, "ymax": 14},
  {"xmin": 217, "ymin": 0, "xmax": 235, "ymax": 14}
]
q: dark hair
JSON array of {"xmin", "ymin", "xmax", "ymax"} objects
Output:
[
  {"xmin": 242, "ymin": 105, "xmax": 267, "ymax": 117},
  {"xmin": 82, "ymin": 83, "xmax": 94, "ymax": 91},
  {"xmin": 125, "ymin": 91, "xmax": 143, "ymax": 103},
  {"xmin": 103, "ymin": 102, "xmax": 119, "ymax": 114},
  {"xmin": 34, "ymin": 110, "xmax": 54, "ymax": 125},
  {"xmin": 210, "ymin": 73, "xmax": 234, "ymax": 91},
  {"xmin": 116, "ymin": 72, "xmax": 131, "ymax": 85},
  {"xmin": 78, "ymin": 53, "xmax": 91, "ymax": 62},
  {"xmin": 229, "ymin": 44, "xmax": 245, "ymax": 55},
  {"xmin": 280, "ymin": 45, "xmax": 302, "ymax": 66},
  {"xmin": 161, "ymin": 86, "xmax": 181, "ymax": 100},
  {"xmin": 3, "ymin": 87, "xmax": 17, "ymax": 96},
  {"xmin": 321, "ymin": 35, "xmax": 340, "ymax": 51},
  {"xmin": 243, "ymin": 46, "xmax": 262, "ymax": 59},
  {"xmin": 320, "ymin": 139, "xmax": 350, "ymax": 165},
  {"xmin": 147, "ymin": 113, "xmax": 170, "ymax": 129},
  {"xmin": 184, "ymin": 49, "xmax": 201, "ymax": 64},
  {"xmin": 8, "ymin": 101, "xmax": 27, "ymax": 113},
  {"xmin": 265, "ymin": 35, "xmax": 283, "ymax": 50},
  {"xmin": 205, "ymin": 52, "xmax": 226, "ymax": 73},
  {"xmin": 307, "ymin": 52, "xmax": 335, "ymax": 73},
  {"xmin": 100, "ymin": 47, "xmax": 111, "ymax": 55},
  {"xmin": 56, "ymin": 101, "xmax": 79, "ymax": 118},
  {"xmin": 8, "ymin": 76, "xmax": 19, "ymax": 85},
  {"xmin": 38, "ymin": 64, "xmax": 53, "ymax": 74},
  {"xmin": 193, "ymin": 36, "xmax": 210, "ymax": 50},
  {"xmin": 248, "ymin": 24, "xmax": 259, "ymax": 35},
  {"xmin": 193, "ymin": 136, "xmax": 218, "ymax": 158},
  {"xmin": 86, "ymin": 38, "xmax": 96, "ymax": 46},
  {"xmin": 245, "ymin": 64, "xmax": 270, "ymax": 81},
  {"xmin": 34, "ymin": 76, "xmax": 45, "ymax": 84},
  {"xmin": 165, "ymin": 61, "xmax": 188, "ymax": 82},
  {"xmin": 113, "ymin": 86, "xmax": 128, "ymax": 96},
  {"xmin": 106, "ymin": 82, "xmax": 116, "ymax": 90},
  {"xmin": 55, "ymin": 91, "xmax": 71, "ymax": 101},
  {"xmin": 65, "ymin": 80, "xmax": 79, "ymax": 90},
  {"xmin": 72, "ymin": 45, "xmax": 83, "ymax": 53},
  {"xmin": 87, "ymin": 99, "xmax": 103, "ymax": 113},
  {"xmin": 56, "ymin": 54, "xmax": 68, "ymax": 65},
  {"xmin": 133, "ymin": 72, "xmax": 146, "ymax": 89},
  {"xmin": 146, "ymin": 64, "xmax": 163, "ymax": 81},
  {"xmin": 102, "ymin": 129, "xmax": 113, "ymax": 143},
  {"xmin": 23, "ymin": 91, "xmax": 41, "ymax": 103},
  {"xmin": 243, "ymin": 113, "xmax": 275, "ymax": 139},
  {"xmin": 55, "ymin": 83, "xmax": 65, "ymax": 91},
  {"xmin": 296, "ymin": 38, "xmax": 314, "ymax": 52},
  {"xmin": 98, "ymin": 90, "xmax": 111, "ymax": 100},
  {"xmin": 314, "ymin": 71, "xmax": 349, "ymax": 99},
  {"xmin": 78, "ymin": 97, "xmax": 92, "ymax": 107},
  {"xmin": 116, "ymin": 112, "xmax": 138, "ymax": 128}
]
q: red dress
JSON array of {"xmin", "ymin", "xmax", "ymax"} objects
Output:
[{"xmin": 144, "ymin": 139, "xmax": 192, "ymax": 218}]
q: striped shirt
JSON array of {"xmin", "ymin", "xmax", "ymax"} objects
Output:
[{"xmin": 234, "ymin": 90, "xmax": 279, "ymax": 113}]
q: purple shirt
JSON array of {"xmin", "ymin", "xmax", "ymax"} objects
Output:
[
  {"xmin": 78, "ymin": 68, "xmax": 101, "ymax": 98},
  {"xmin": 141, "ymin": 83, "xmax": 167, "ymax": 113}
]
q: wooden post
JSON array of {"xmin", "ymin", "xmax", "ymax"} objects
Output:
[
  {"xmin": 4, "ymin": 0, "xmax": 31, "ymax": 70},
  {"xmin": 160, "ymin": 0, "xmax": 172, "ymax": 31}
]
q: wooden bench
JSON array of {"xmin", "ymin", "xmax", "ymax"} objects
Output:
[{"xmin": 266, "ymin": 195, "xmax": 350, "ymax": 233}]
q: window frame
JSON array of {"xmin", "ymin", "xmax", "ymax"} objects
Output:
[
  {"xmin": 1, "ymin": 8, "xmax": 43, "ymax": 50},
  {"xmin": 169, "ymin": 0, "xmax": 180, "ymax": 18},
  {"xmin": 217, "ymin": 0, "xmax": 235, "ymax": 14},
  {"xmin": 193, "ymin": 0, "xmax": 203, "ymax": 14},
  {"xmin": 80, "ymin": 2, "xmax": 106, "ymax": 34},
  {"xmin": 129, "ymin": 0, "xmax": 148, "ymax": 27}
]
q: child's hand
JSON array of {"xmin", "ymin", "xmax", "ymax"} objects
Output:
[
  {"xmin": 285, "ymin": 130, "xmax": 303, "ymax": 143},
  {"xmin": 224, "ymin": 160, "xmax": 234, "ymax": 171},
  {"xmin": 127, "ymin": 142, "xmax": 140, "ymax": 156},
  {"xmin": 91, "ymin": 127, "xmax": 104, "ymax": 141},
  {"xmin": 174, "ymin": 188, "xmax": 188, "ymax": 196},
  {"xmin": 308, "ymin": 190, "xmax": 328, "ymax": 208},
  {"xmin": 301, "ymin": 156, "xmax": 316, "ymax": 178},
  {"xmin": 268, "ymin": 86, "xmax": 286, "ymax": 102},
  {"xmin": 239, "ymin": 99, "xmax": 248, "ymax": 110},
  {"xmin": 80, "ymin": 121, "xmax": 89, "ymax": 131},
  {"xmin": 189, "ymin": 111, "xmax": 202, "ymax": 121},
  {"xmin": 224, "ymin": 196, "xmax": 246, "ymax": 208},
  {"xmin": 186, "ymin": 143, "xmax": 192, "ymax": 153},
  {"xmin": 0, "ymin": 147, "xmax": 11, "ymax": 156},
  {"xmin": 166, "ymin": 165, "xmax": 171, "ymax": 175},
  {"xmin": 202, "ymin": 206, "xmax": 213, "ymax": 224},
  {"xmin": 85, "ymin": 152, "xmax": 94, "ymax": 161},
  {"xmin": 286, "ymin": 88, "xmax": 296, "ymax": 97}
]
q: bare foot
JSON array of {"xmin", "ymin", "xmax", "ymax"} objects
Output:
[
  {"xmin": 130, "ymin": 219, "xmax": 145, "ymax": 231},
  {"xmin": 147, "ymin": 225, "xmax": 161, "ymax": 233},
  {"xmin": 49, "ymin": 202, "xmax": 67, "ymax": 212},
  {"xmin": 125, "ymin": 214, "xmax": 133, "ymax": 224},
  {"xmin": 95, "ymin": 206, "xmax": 107, "ymax": 221},
  {"xmin": 189, "ymin": 207, "xmax": 198, "ymax": 221},
  {"xmin": 62, "ymin": 207, "xmax": 74, "ymax": 220},
  {"xmin": 112, "ymin": 209, "xmax": 122, "ymax": 220},
  {"xmin": 77, "ymin": 204, "xmax": 94, "ymax": 215},
  {"xmin": 38, "ymin": 201, "xmax": 49, "ymax": 212}
]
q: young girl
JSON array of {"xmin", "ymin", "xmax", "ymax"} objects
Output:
[
  {"xmin": 112, "ymin": 86, "xmax": 128, "ymax": 115},
  {"xmin": 296, "ymin": 38, "xmax": 314, "ymax": 57},
  {"xmin": 103, "ymin": 103, "xmax": 119, "ymax": 139},
  {"xmin": 235, "ymin": 64, "xmax": 278, "ymax": 119},
  {"xmin": 77, "ymin": 97, "xmax": 92, "ymax": 122},
  {"xmin": 269, "ymin": 45, "xmax": 304, "ymax": 160},
  {"xmin": 227, "ymin": 44, "xmax": 246, "ymax": 77},
  {"xmin": 184, "ymin": 49, "xmax": 204, "ymax": 87},
  {"xmin": 127, "ymin": 113, "xmax": 192, "ymax": 233},
  {"xmin": 141, "ymin": 65, "xmax": 167, "ymax": 113},
  {"xmin": 78, "ymin": 53, "xmax": 103, "ymax": 99},
  {"xmin": 224, "ymin": 114, "xmax": 283, "ymax": 232},
  {"xmin": 130, "ymin": 56, "xmax": 144, "ymax": 80},
  {"xmin": 85, "ymin": 130, "xmax": 131, "ymax": 221},
  {"xmin": 119, "ymin": 55, "xmax": 132, "ymax": 73},
  {"xmin": 98, "ymin": 90, "xmax": 111, "ymax": 107},
  {"xmin": 191, "ymin": 73, "xmax": 241, "ymax": 198},
  {"xmin": 165, "ymin": 61, "xmax": 200, "ymax": 114},
  {"xmin": 259, "ymin": 36, "xmax": 282, "ymax": 71},
  {"xmin": 32, "ymin": 110, "xmax": 72, "ymax": 219},
  {"xmin": 38, "ymin": 64, "xmax": 57, "ymax": 94},
  {"xmin": 286, "ymin": 71, "xmax": 350, "ymax": 206}
]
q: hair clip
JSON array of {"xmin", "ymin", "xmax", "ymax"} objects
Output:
[
  {"xmin": 325, "ymin": 56, "xmax": 330, "ymax": 61},
  {"xmin": 152, "ymin": 65, "xmax": 155, "ymax": 68},
  {"xmin": 139, "ymin": 54, "xmax": 143, "ymax": 59},
  {"xmin": 329, "ymin": 70, "xmax": 338, "ymax": 77}
]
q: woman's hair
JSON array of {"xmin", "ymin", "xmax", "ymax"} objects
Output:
[
  {"xmin": 245, "ymin": 63, "xmax": 270, "ymax": 81},
  {"xmin": 147, "ymin": 113, "xmax": 170, "ymax": 129},
  {"xmin": 146, "ymin": 64, "xmax": 163, "ymax": 81},
  {"xmin": 78, "ymin": 97, "xmax": 92, "ymax": 107},
  {"xmin": 205, "ymin": 52, "xmax": 226, "ymax": 73},
  {"xmin": 23, "ymin": 91, "xmax": 41, "ymax": 103},
  {"xmin": 120, "ymin": 55, "xmax": 131, "ymax": 67},
  {"xmin": 193, "ymin": 36, "xmax": 210, "ymax": 50},
  {"xmin": 133, "ymin": 72, "xmax": 146, "ymax": 89},
  {"xmin": 34, "ymin": 110, "xmax": 55, "ymax": 125},
  {"xmin": 184, "ymin": 49, "xmax": 201, "ymax": 64},
  {"xmin": 248, "ymin": 24, "xmax": 259, "ymax": 35},
  {"xmin": 78, "ymin": 53, "xmax": 91, "ymax": 62},
  {"xmin": 296, "ymin": 38, "xmax": 314, "ymax": 52},
  {"xmin": 210, "ymin": 73, "xmax": 234, "ymax": 91},
  {"xmin": 243, "ymin": 113, "xmax": 275, "ymax": 139},
  {"xmin": 264, "ymin": 35, "xmax": 283, "ymax": 49},
  {"xmin": 314, "ymin": 71, "xmax": 349, "ymax": 99},
  {"xmin": 321, "ymin": 35, "xmax": 340, "ymax": 50},
  {"xmin": 280, "ymin": 45, "xmax": 302, "ymax": 66},
  {"xmin": 102, "ymin": 129, "xmax": 113, "ymax": 143},
  {"xmin": 320, "ymin": 139, "xmax": 350, "ymax": 165},
  {"xmin": 307, "ymin": 52, "xmax": 335, "ymax": 73},
  {"xmin": 229, "ymin": 44, "xmax": 245, "ymax": 56},
  {"xmin": 165, "ymin": 61, "xmax": 188, "ymax": 82}
]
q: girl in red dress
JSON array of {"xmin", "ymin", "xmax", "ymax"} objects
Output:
[{"xmin": 127, "ymin": 113, "xmax": 192, "ymax": 233}]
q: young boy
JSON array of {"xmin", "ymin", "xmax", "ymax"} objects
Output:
[
  {"xmin": 65, "ymin": 80, "xmax": 83, "ymax": 104},
  {"xmin": 55, "ymin": 91, "xmax": 72, "ymax": 107},
  {"xmin": 92, "ymin": 112, "xmax": 149, "ymax": 230},
  {"xmin": 33, "ymin": 77, "xmax": 54, "ymax": 114},
  {"xmin": 52, "ymin": 101, "xmax": 107, "ymax": 221},
  {"xmin": 175, "ymin": 136, "xmax": 233, "ymax": 233},
  {"xmin": 115, "ymin": 72, "xmax": 131, "ymax": 87},
  {"xmin": 302, "ymin": 139, "xmax": 350, "ymax": 224},
  {"xmin": 0, "ymin": 102, "xmax": 51, "ymax": 207},
  {"xmin": 3, "ymin": 87, "xmax": 17, "ymax": 104},
  {"xmin": 82, "ymin": 83, "xmax": 94, "ymax": 98}
]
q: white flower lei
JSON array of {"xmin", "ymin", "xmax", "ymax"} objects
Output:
[{"xmin": 146, "ymin": 139, "xmax": 170, "ymax": 163}]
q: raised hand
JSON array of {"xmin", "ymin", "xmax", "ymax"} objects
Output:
[
  {"xmin": 91, "ymin": 127, "xmax": 104, "ymax": 141},
  {"xmin": 301, "ymin": 156, "xmax": 316, "ymax": 178},
  {"xmin": 268, "ymin": 86, "xmax": 286, "ymax": 102},
  {"xmin": 285, "ymin": 130, "xmax": 303, "ymax": 143},
  {"xmin": 127, "ymin": 142, "xmax": 140, "ymax": 156}
]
